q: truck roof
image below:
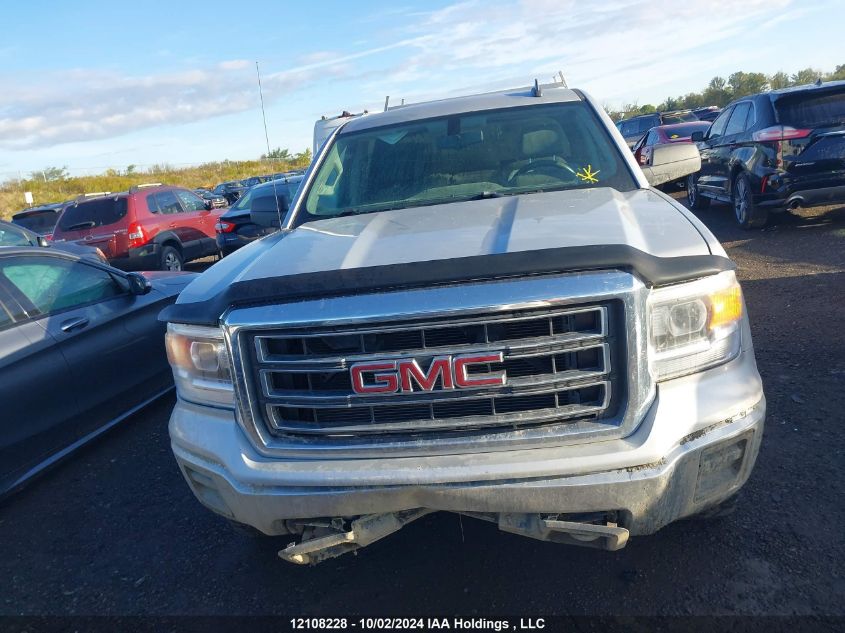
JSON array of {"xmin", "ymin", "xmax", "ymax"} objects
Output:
[{"xmin": 342, "ymin": 84, "xmax": 582, "ymax": 134}]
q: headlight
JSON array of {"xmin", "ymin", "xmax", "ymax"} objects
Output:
[
  {"xmin": 647, "ymin": 271, "xmax": 743, "ymax": 381},
  {"xmin": 165, "ymin": 323, "xmax": 234, "ymax": 408}
]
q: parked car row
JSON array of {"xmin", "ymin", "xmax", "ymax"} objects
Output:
[
  {"xmin": 0, "ymin": 171, "xmax": 306, "ymax": 496},
  {"xmin": 687, "ymin": 80, "xmax": 845, "ymax": 228},
  {"xmin": 619, "ymin": 80, "xmax": 845, "ymax": 229},
  {"xmin": 194, "ymin": 189, "xmax": 228, "ymax": 208},
  {"xmin": 209, "ymin": 171, "xmax": 305, "ymax": 205},
  {"xmin": 215, "ymin": 174, "xmax": 303, "ymax": 255},
  {"xmin": 4, "ymin": 170, "xmax": 310, "ymax": 271},
  {"xmin": 615, "ymin": 110, "xmax": 700, "ymax": 147}
]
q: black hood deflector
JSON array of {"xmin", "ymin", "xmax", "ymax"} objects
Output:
[{"xmin": 160, "ymin": 244, "xmax": 734, "ymax": 326}]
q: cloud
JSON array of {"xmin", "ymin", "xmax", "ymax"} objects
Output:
[
  {"xmin": 0, "ymin": 0, "xmax": 811, "ymax": 153},
  {"xmin": 366, "ymin": 0, "xmax": 796, "ymax": 104},
  {"xmin": 0, "ymin": 60, "xmax": 351, "ymax": 150}
]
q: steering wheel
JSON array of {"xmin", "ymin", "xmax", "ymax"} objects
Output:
[{"xmin": 508, "ymin": 158, "xmax": 577, "ymax": 184}]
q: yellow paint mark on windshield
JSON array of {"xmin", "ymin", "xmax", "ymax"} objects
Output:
[{"xmin": 576, "ymin": 165, "xmax": 600, "ymax": 183}]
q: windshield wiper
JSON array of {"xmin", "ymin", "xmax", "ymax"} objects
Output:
[
  {"xmin": 65, "ymin": 221, "xmax": 96, "ymax": 231},
  {"xmin": 334, "ymin": 207, "xmax": 405, "ymax": 218}
]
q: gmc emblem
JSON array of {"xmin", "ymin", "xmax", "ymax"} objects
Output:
[{"xmin": 350, "ymin": 352, "xmax": 506, "ymax": 395}]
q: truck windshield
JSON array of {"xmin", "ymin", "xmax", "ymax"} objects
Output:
[{"xmin": 301, "ymin": 102, "xmax": 636, "ymax": 221}]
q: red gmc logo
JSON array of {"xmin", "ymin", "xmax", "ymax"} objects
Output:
[{"xmin": 350, "ymin": 352, "xmax": 506, "ymax": 395}]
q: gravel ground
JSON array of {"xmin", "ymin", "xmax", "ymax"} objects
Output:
[{"xmin": 1, "ymin": 196, "xmax": 843, "ymax": 618}]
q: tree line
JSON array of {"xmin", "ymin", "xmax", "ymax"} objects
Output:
[{"xmin": 608, "ymin": 64, "xmax": 845, "ymax": 121}]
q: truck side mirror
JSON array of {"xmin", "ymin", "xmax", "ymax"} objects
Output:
[
  {"xmin": 250, "ymin": 196, "xmax": 288, "ymax": 230},
  {"xmin": 690, "ymin": 131, "xmax": 705, "ymax": 142},
  {"xmin": 641, "ymin": 143, "xmax": 702, "ymax": 188}
]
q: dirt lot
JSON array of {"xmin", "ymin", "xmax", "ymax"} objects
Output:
[{"xmin": 0, "ymin": 196, "xmax": 843, "ymax": 618}]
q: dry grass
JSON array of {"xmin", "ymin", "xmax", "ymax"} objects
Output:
[{"xmin": 0, "ymin": 157, "xmax": 310, "ymax": 220}]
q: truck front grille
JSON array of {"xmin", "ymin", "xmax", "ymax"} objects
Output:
[{"xmin": 239, "ymin": 303, "xmax": 624, "ymax": 442}]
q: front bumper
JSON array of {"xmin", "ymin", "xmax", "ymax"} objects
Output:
[{"xmin": 170, "ymin": 349, "xmax": 765, "ymax": 538}]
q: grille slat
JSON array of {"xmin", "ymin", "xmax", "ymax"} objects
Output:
[
  {"xmin": 243, "ymin": 304, "xmax": 619, "ymax": 441},
  {"xmin": 267, "ymin": 382, "xmax": 610, "ymax": 435}
]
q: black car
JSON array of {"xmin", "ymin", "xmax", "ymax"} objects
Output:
[
  {"xmin": 0, "ymin": 219, "xmax": 108, "ymax": 264},
  {"xmin": 616, "ymin": 111, "xmax": 699, "ymax": 147},
  {"xmin": 11, "ymin": 202, "xmax": 68, "ymax": 237},
  {"xmin": 241, "ymin": 174, "xmax": 274, "ymax": 188},
  {"xmin": 211, "ymin": 181, "xmax": 246, "ymax": 205},
  {"xmin": 687, "ymin": 80, "xmax": 845, "ymax": 228},
  {"xmin": 215, "ymin": 176, "xmax": 303, "ymax": 255},
  {"xmin": 0, "ymin": 247, "xmax": 197, "ymax": 497},
  {"xmin": 693, "ymin": 107, "xmax": 721, "ymax": 122},
  {"xmin": 194, "ymin": 188, "xmax": 228, "ymax": 208}
]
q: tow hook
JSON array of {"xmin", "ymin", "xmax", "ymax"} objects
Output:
[
  {"xmin": 498, "ymin": 513, "xmax": 630, "ymax": 551},
  {"xmin": 279, "ymin": 508, "xmax": 434, "ymax": 565}
]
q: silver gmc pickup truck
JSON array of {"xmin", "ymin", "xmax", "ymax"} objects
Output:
[{"xmin": 161, "ymin": 83, "xmax": 765, "ymax": 564}]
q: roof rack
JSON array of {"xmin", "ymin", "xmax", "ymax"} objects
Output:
[
  {"xmin": 75, "ymin": 191, "xmax": 112, "ymax": 201},
  {"xmin": 128, "ymin": 182, "xmax": 163, "ymax": 193}
]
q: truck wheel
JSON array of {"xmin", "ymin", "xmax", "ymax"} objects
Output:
[
  {"xmin": 733, "ymin": 174, "xmax": 768, "ymax": 229},
  {"xmin": 686, "ymin": 174, "xmax": 710, "ymax": 210},
  {"xmin": 160, "ymin": 245, "xmax": 183, "ymax": 271},
  {"xmin": 693, "ymin": 494, "xmax": 739, "ymax": 520}
]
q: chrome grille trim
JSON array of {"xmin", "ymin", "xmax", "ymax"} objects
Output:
[
  {"xmin": 253, "ymin": 306, "xmax": 606, "ymax": 371},
  {"xmin": 223, "ymin": 271, "xmax": 655, "ymax": 459},
  {"xmin": 266, "ymin": 381, "xmax": 612, "ymax": 435},
  {"xmin": 257, "ymin": 342, "xmax": 610, "ymax": 406}
]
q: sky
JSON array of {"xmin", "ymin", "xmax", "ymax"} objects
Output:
[{"xmin": 1, "ymin": 0, "xmax": 843, "ymax": 178}]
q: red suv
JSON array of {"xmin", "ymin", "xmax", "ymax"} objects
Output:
[{"xmin": 51, "ymin": 184, "xmax": 226, "ymax": 271}]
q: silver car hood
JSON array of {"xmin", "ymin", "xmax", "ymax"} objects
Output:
[{"xmin": 178, "ymin": 187, "xmax": 710, "ymax": 303}]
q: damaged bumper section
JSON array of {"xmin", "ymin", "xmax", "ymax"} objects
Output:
[{"xmin": 170, "ymin": 348, "xmax": 765, "ymax": 563}]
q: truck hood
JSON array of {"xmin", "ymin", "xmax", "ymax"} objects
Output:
[{"xmin": 176, "ymin": 187, "xmax": 712, "ymax": 306}]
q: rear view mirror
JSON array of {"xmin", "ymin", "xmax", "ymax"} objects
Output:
[
  {"xmin": 126, "ymin": 272, "xmax": 152, "ymax": 295},
  {"xmin": 437, "ymin": 129, "xmax": 484, "ymax": 150},
  {"xmin": 36, "ymin": 235, "xmax": 50, "ymax": 247},
  {"xmin": 250, "ymin": 195, "xmax": 288, "ymax": 230},
  {"xmin": 641, "ymin": 143, "xmax": 701, "ymax": 188},
  {"xmin": 690, "ymin": 131, "xmax": 705, "ymax": 142}
]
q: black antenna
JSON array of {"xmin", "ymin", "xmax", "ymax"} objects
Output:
[
  {"xmin": 532, "ymin": 79, "xmax": 542, "ymax": 97},
  {"xmin": 255, "ymin": 61, "xmax": 284, "ymax": 230}
]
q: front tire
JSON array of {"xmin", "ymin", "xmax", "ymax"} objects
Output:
[
  {"xmin": 160, "ymin": 245, "xmax": 183, "ymax": 271},
  {"xmin": 733, "ymin": 174, "xmax": 768, "ymax": 229},
  {"xmin": 686, "ymin": 174, "xmax": 710, "ymax": 210}
]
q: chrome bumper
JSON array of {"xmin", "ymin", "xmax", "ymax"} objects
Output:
[{"xmin": 170, "ymin": 349, "xmax": 765, "ymax": 538}]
